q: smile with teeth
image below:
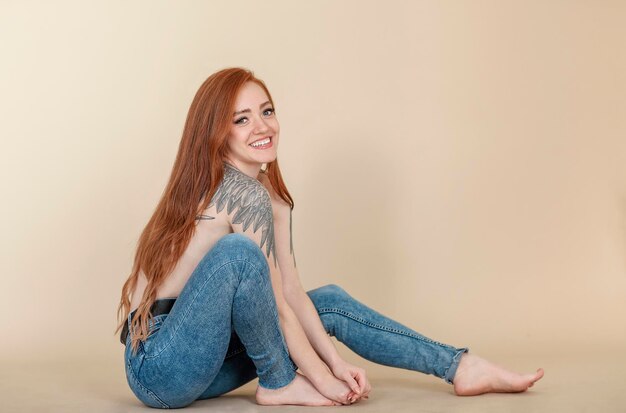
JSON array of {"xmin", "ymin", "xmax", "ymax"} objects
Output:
[{"xmin": 249, "ymin": 136, "xmax": 273, "ymax": 149}]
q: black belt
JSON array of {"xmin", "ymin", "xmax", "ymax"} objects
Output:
[{"xmin": 120, "ymin": 298, "xmax": 177, "ymax": 345}]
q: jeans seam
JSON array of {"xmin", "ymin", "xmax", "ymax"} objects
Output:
[
  {"xmin": 127, "ymin": 359, "xmax": 170, "ymax": 408},
  {"xmin": 144, "ymin": 258, "xmax": 254, "ymax": 360},
  {"xmin": 316, "ymin": 307, "xmax": 456, "ymax": 349},
  {"xmin": 225, "ymin": 346, "xmax": 246, "ymax": 358}
]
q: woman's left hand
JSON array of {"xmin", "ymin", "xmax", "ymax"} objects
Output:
[{"xmin": 330, "ymin": 359, "xmax": 371, "ymax": 402}]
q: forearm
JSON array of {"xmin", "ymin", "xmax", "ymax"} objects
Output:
[
  {"xmin": 263, "ymin": 200, "xmax": 343, "ymax": 377},
  {"xmin": 277, "ymin": 301, "xmax": 333, "ymax": 384},
  {"xmin": 284, "ymin": 287, "xmax": 342, "ymax": 369}
]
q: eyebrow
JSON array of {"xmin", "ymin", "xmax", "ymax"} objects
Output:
[{"xmin": 233, "ymin": 100, "xmax": 271, "ymax": 116}]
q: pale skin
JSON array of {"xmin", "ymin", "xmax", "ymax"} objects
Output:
[{"xmin": 222, "ymin": 81, "xmax": 544, "ymax": 406}]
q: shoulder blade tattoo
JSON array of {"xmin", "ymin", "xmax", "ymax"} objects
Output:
[{"xmin": 209, "ymin": 163, "xmax": 277, "ymax": 266}]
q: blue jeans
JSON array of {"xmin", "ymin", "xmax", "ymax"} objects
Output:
[{"xmin": 124, "ymin": 233, "xmax": 468, "ymax": 408}]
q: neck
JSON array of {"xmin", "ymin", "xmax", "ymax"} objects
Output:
[{"xmin": 223, "ymin": 159, "xmax": 263, "ymax": 180}]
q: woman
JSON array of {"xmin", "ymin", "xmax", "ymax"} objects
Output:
[{"xmin": 115, "ymin": 67, "xmax": 544, "ymax": 408}]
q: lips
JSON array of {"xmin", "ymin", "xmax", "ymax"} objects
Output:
[
  {"xmin": 248, "ymin": 136, "xmax": 273, "ymax": 149},
  {"xmin": 250, "ymin": 135, "xmax": 272, "ymax": 145}
]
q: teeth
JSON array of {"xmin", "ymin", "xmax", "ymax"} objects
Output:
[{"xmin": 250, "ymin": 137, "xmax": 270, "ymax": 147}]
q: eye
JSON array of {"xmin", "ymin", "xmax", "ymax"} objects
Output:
[{"xmin": 234, "ymin": 108, "xmax": 274, "ymax": 125}]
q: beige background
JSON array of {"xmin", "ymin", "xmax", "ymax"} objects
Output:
[{"xmin": 1, "ymin": 0, "xmax": 625, "ymax": 388}]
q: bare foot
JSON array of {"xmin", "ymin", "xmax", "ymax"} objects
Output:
[
  {"xmin": 452, "ymin": 353, "xmax": 544, "ymax": 396},
  {"xmin": 256, "ymin": 372, "xmax": 342, "ymax": 406}
]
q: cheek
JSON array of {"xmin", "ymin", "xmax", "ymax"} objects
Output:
[{"xmin": 227, "ymin": 130, "xmax": 247, "ymax": 149}]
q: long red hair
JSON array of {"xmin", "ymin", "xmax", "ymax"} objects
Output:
[{"xmin": 115, "ymin": 67, "xmax": 294, "ymax": 354}]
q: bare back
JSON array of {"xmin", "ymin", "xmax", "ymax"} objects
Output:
[{"xmin": 129, "ymin": 167, "xmax": 246, "ymax": 313}]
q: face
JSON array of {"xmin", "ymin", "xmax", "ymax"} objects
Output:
[{"xmin": 224, "ymin": 81, "xmax": 279, "ymax": 173}]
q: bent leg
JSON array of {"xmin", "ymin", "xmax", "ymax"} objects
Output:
[
  {"xmin": 125, "ymin": 234, "xmax": 297, "ymax": 408},
  {"xmin": 306, "ymin": 284, "xmax": 468, "ymax": 384},
  {"xmin": 196, "ymin": 329, "xmax": 259, "ymax": 400}
]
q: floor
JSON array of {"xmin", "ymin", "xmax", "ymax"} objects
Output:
[{"xmin": 2, "ymin": 351, "xmax": 624, "ymax": 412}]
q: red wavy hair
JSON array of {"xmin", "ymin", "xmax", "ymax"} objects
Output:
[{"xmin": 115, "ymin": 67, "xmax": 294, "ymax": 354}]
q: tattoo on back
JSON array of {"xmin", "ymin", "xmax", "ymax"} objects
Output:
[{"xmin": 196, "ymin": 163, "xmax": 277, "ymax": 266}]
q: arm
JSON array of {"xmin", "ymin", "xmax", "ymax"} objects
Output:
[
  {"xmin": 272, "ymin": 205, "xmax": 343, "ymax": 370},
  {"xmin": 217, "ymin": 165, "xmax": 332, "ymax": 383},
  {"xmin": 259, "ymin": 170, "xmax": 371, "ymax": 400}
]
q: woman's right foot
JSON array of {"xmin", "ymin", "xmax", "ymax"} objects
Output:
[{"xmin": 256, "ymin": 372, "xmax": 341, "ymax": 406}]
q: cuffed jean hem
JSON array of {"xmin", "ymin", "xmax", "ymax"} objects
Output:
[
  {"xmin": 257, "ymin": 361, "xmax": 298, "ymax": 390},
  {"xmin": 443, "ymin": 347, "xmax": 469, "ymax": 385}
]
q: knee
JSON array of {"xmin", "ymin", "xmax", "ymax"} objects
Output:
[
  {"xmin": 216, "ymin": 232, "xmax": 254, "ymax": 249},
  {"xmin": 213, "ymin": 233, "xmax": 266, "ymax": 264},
  {"xmin": 305, "ymin": 284, "xmax": 351, "ymax": 337},
  {"xmin": 193, "ymin": 234, "xmax": 268, "ymax": 279},
  {"xmin": 306, "ymin": 283, "xmax": 350, "ymax": 306},
  {"xmin": 320, "ymin": 283, "xmax": 348, "ymax": 296}
]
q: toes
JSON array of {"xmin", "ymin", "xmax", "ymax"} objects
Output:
[
  {"xmin": 523, "ymin": 368, "xmax": 543, "ymax": 384},
  {"xmin": 522, "ymin": 368, "xmax": 543, "ymax": 390}
]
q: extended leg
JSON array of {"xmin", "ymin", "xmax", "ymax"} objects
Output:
[
  {"xmin": 306, "ymin": 284, "xmax": 467, "ymax": 384},
  {"xmin": 306, "ymin": 284, "xmax": 544, "ymax": 394}
]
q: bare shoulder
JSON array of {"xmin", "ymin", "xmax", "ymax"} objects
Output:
[
  {"xmin": 212, "ymin": 163, "xmax": 278, "ymax": 263},
  {"xmin": 257, "ymin": 170, "xmax": 291, "ymax": 216},
  {"xmin": 196, "ymin": 165, "xmax": 268, "ymax": 221},
  {"xmin": 211, "ymin": 163, "xmax": 273, "ymax": 222}
]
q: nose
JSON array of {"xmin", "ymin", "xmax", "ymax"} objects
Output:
[{"xmin": 252, "ymin": 115, "xmax": 270, "ymax": 134}]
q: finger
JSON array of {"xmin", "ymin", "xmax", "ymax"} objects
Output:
[
  {"xmin": 344, "ymin": 374, "xmax": 361, "ymax": 395},
  {"xmin": 363, "ymin": 382, "xmax": 372, "ymax": 396},
  {"xmin": 361, "ymin": 376, "xmax": 369, "ymax": 394},
  {"xmin": 354, "ymin": 370, "xmax": 367, "ymax": 393}
]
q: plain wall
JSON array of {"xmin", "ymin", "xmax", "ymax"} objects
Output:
[{"xmin": 1, "ymin": 0, "xmax": 624, "ymax": 371}]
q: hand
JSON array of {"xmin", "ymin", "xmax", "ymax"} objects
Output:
[
  {"xmin": 311, "ymin": 371, "xmax": 358, "ymax": 405},
  {"xmin": 330, "ymin": 359, "xmax": 371, "ymax": 402}
]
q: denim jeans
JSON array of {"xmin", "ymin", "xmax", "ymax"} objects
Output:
[{"xmin": 123, "ymin": 233, "xmax": 468, "ymax": 408}]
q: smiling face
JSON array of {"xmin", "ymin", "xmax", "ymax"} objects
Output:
[{"xmin": 223, "ymin": 81, "xmax": 279, "ymax": 177}]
